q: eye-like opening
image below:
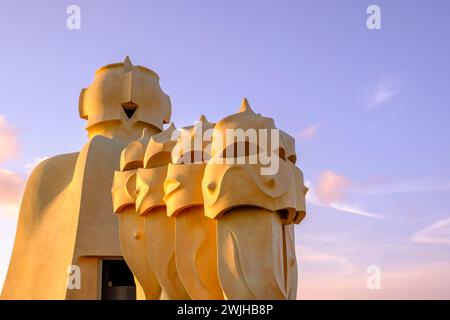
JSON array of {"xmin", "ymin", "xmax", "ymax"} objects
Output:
[
  {"xmin": 115, "ymin": 203, "xmax": 135, "ymax": 214},
  {"xmin": 176, "ymin": 150, "xmax": 204, "ymax": 164},
  {"xmin": 122, "ymin": 102, "xmax": 139, "ymax": 119},
  {"xmin": 145, "ymin": 152, "xmax": 172, "ymax": 168},
  {"xmin": 122, "ymin": 160, "xmax": 143, "ymax": 171},
  {"xmin": 277, "ymin": 147, "xmax": 297, "ymax": 164},
  {"xmin": 277, "ymin": 209, "xmax": 290, "ymax": 221},
  {"xmin": 277, "ymin": 148, "xmax": 286, "ymax": 161},
  {"xmin": 221, "ymin": 141, "xmax": 260, "ymax": 159},
  {"xmin": 287, "ymin": 155, "xmax": 297, "ymax": 164}
]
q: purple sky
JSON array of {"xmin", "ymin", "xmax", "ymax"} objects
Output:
[{"xmin": 1, "ymin": 0, "xmax": 450, "ymax": 298}]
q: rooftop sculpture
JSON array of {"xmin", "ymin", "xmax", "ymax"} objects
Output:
[{"xmin": 2, "ymin": 57, "xmax": 307, "ymax": 300}]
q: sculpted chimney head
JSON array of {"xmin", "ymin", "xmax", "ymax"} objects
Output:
[{"xmin": 79, "ymin": 56, "xmax": 171, "ymax": 140}]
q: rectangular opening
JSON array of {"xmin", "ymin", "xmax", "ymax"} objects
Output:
[{"xmin": 101, "ymin": 259, "xmax": 136, "ymax": 300}]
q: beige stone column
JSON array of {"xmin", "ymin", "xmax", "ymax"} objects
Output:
[
  {"xmin": 163, "ymin": 116, "xmax": 224, "ymax": 300},
  {"xmin": 164, "ymin": 163, "xmax": 224, "ymax": 299},
  {"xmin": 112, "ymin": 130, "xmax": 162, "ymax": 299},
  {"xmin": 133, "ymin": 123, "xmax": 189, "ymax": 299},
  {"xmin": 201, "ymin": 99, "xmax": 308, "ymax": 300}
]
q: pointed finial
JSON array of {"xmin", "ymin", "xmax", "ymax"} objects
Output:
[
  {"xmin": 156, "ymin": 122, "xmax": 177, "ymax": 141},
  {"xmin": 199, "ymin": 114, "xmax": 208, "ymax": 122},
  {"xmin": 123, "ymin": 56, "xmax": 134, "ymax": 71},
  {"xmin": 167, "ymin": 122, "xmax": 176, "ymax": 130},
  {"xmin": 124, "ymin": 55, "xmax": 133, "ymax": 65},
  {"xmin": 239, "ymin": 97, "xmax": 254, "ymax": 113}
]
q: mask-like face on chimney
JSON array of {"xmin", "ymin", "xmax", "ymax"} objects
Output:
[{"xmin": 79, "ymin": 56, "xmax": 171, "ymax": 139}]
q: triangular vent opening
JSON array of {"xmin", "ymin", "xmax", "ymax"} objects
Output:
[{"xmin": 122, "ymin": 102, "xmax": 138, "ymax": 119}]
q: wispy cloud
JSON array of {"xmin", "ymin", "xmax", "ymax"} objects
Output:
[
  {"xmin": 411, "ymin": 217, "xmax": 450, "ymax": 246},
  {"xmin": 366, "ymin": 77, "xmax": 399, "ymax": 110},
  {"xmin": 0, "ymin": 169, "xmax": 24, "ymax": 220},
  {"xmin": 306, "ymin": 171, "xmax": 386, "ymax": 219},
  {"xmin": 298, "ymin": 124, "xmax": 319, "ymax": 140},
  {"xmin": 307, "ymin": 172, "xmax": 450, "ymax": 219},
  {"xmin": 0, "ymin": 116, "xmax": 22, "ymax": 221},
  {"xmin": 307, "ymin": 191, "xmax": 386, "ymax": 219},
  {"xmin": 0, "ymin": 115, "xmax": 19, "ymax": 163},
  {"xmin": 354, "ymin": 181, "xmax": 450, "ymax": 196}
]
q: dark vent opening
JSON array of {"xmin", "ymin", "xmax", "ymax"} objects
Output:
[
  {"xmin": 122, "ymin": 103, "xmax": 138, "ymax": 119},
  {"xmin": 101, "ymin": 259, "xmax": 136, "ymax": 300}
]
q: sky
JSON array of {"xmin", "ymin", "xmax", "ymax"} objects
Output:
[{"xmin": 1, "ymin": 0, "xmax": 450, "ymax": 299}]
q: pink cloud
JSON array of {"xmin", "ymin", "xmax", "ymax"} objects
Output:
[
  {"xmin": 0, "ymin": 169, "xmax": 25, "ymax": 220},
  {"xmin": 315, "ymin": 170, "xmax": 352, "ymax": 204},
  {"xmin": 306, "ymin": 173, "xmax": 384, "ymax": 219},
  {"xmin": 0, "ymin": 116, "xmax": 19, "ymax": 164},
  {"xmin": 0, "ymin": 169, "xmax": 24, "ymax": 204},
  {"xmin": 298, "ymin": 124, "xmax": 318, "ymax": 139}
]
